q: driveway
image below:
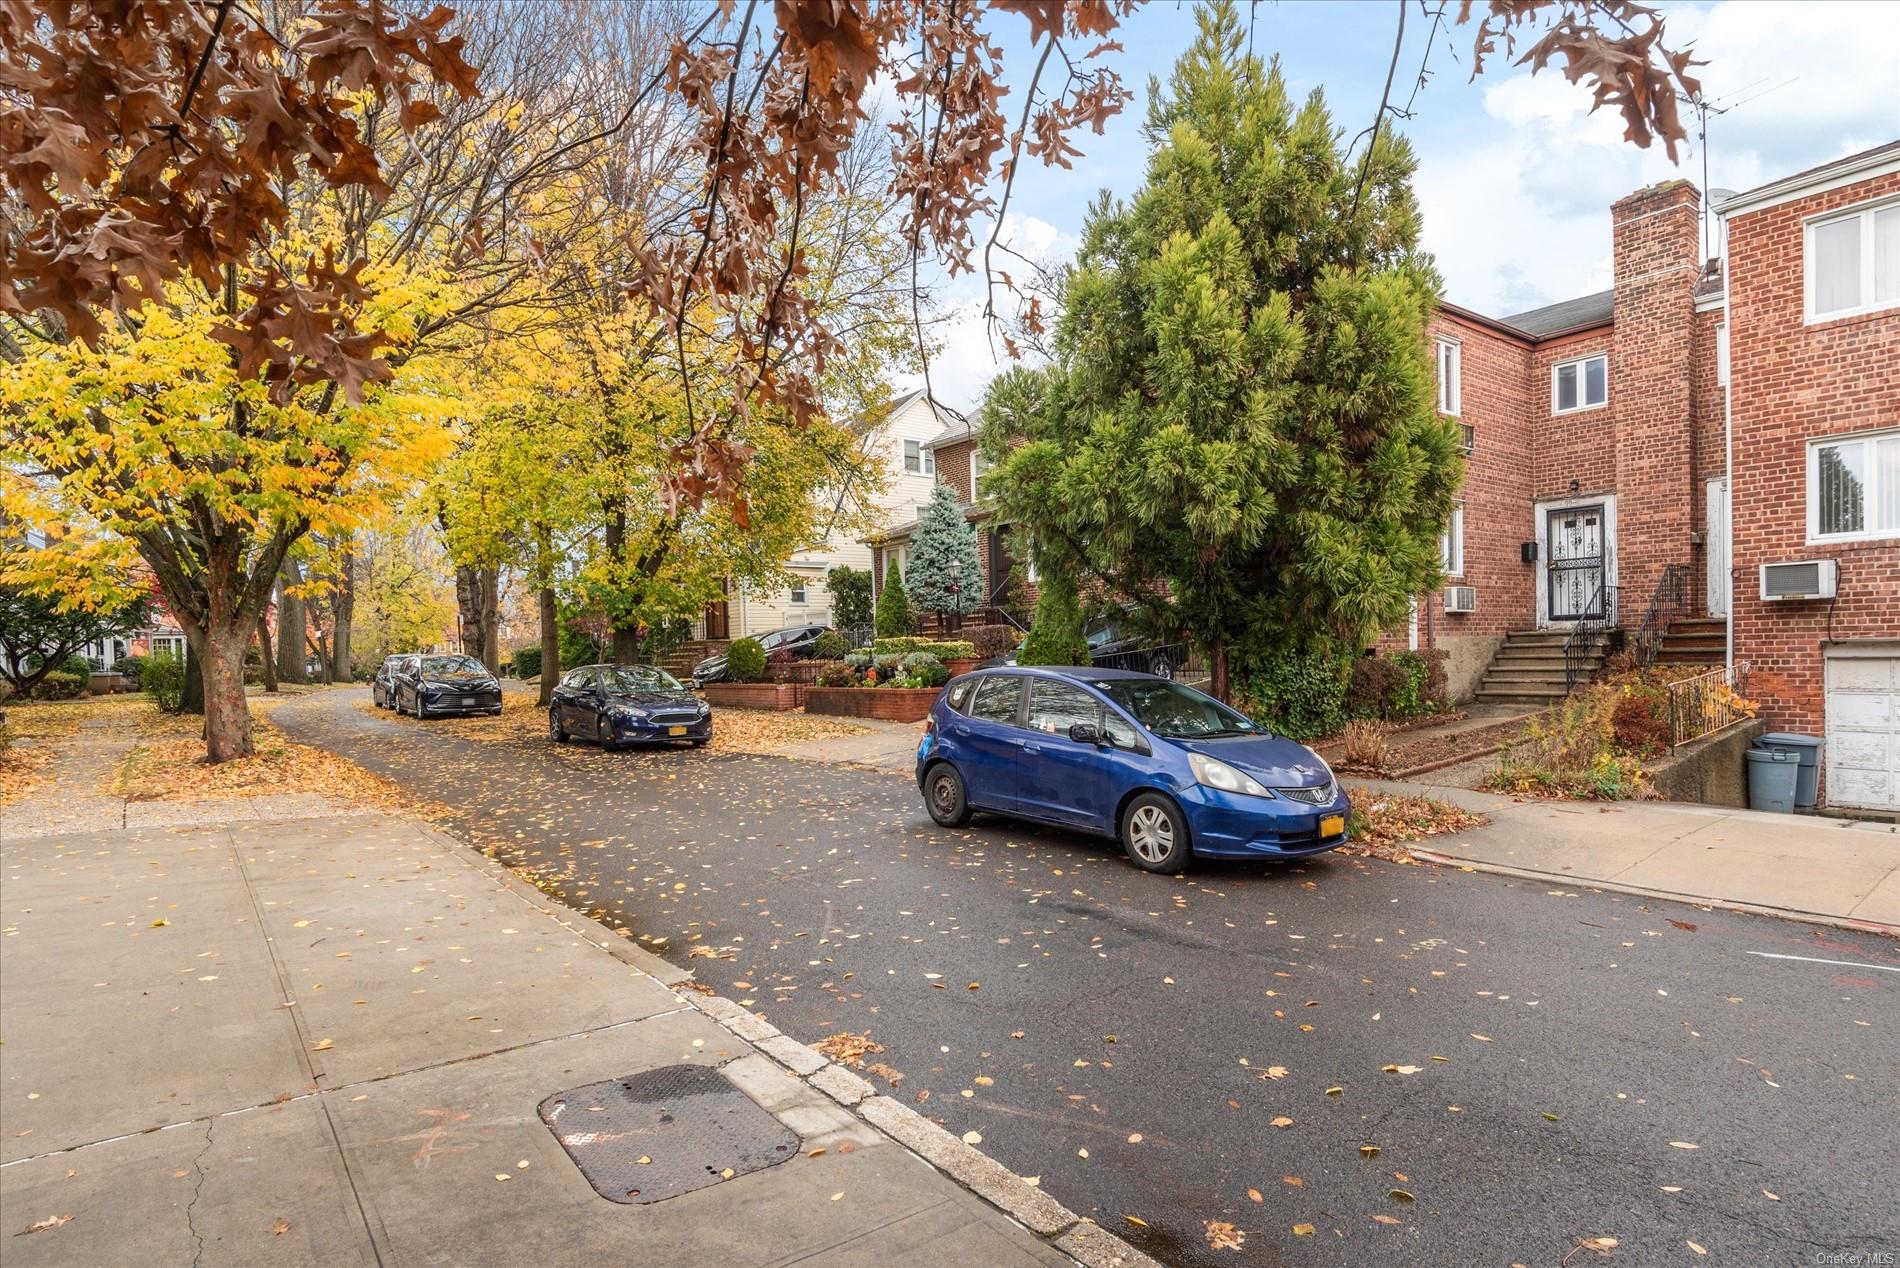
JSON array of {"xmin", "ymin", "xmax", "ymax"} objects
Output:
[{"xmin": 276, "ymin": 688, "xmax": 1899, "ymax": 1268}]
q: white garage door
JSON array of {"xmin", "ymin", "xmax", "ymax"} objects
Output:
[{"xmin": 1825, "ymin": 650, "xmax": 1900, "ymax": 811}]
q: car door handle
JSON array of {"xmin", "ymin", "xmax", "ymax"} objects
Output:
[{"xmin": 1023, "ymin": 742, "xmax": 1042, "ymax": 754}]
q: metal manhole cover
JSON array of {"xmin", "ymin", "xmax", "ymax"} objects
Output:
[{"xmin": 538, "ymin": 1064, "xmax": 797, "ymax": 1204}]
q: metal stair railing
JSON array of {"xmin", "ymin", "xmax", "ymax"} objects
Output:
[
  {"xmin": 1562, "ymin": 579, "xmax": 1618, "ymax": 693},
  {"xmin": 1631, "ymin": 563, "xmax": 1690, "ymax": 669}
]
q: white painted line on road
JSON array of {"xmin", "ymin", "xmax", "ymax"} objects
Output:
[{"xmin": 1744, "ymin": 951, "xmax": 1900, "ymax": 974}]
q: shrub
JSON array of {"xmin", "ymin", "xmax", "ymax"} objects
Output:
[
  {"xmin": 512, "ymin": 646, "xmax": 543, "ymax": 679},
  {"xmin": 872, "ymin": 653, "xmax": 903, "ymax": 675},
  {"xmin": 816, "ymin": 661, "xmax": 859, "ymax": 687},
  {"xmin": 827, "ymin": 565, "xmax": 874, "ymax": 632},
  {"xmin": 144, "ymin": 653, "xmax": 187, "ymax": 712},
  {"xmin": 1483, "ymin": 687, "xmax": 1651, "ymax": 800},
  {"xmin": 30, "ymin": 670, "xmax": 88, "ymax": 700},
  {"xmin": 725, "ymin": 637, "xmax": 767, "ymax": 683},
  {"xmin": 929, "ymin": 640, "xmax": 975, "ymax": 660},
  {"xmin": 871, "ymin": 636, "xmax": 925, "ymax": 655},
  {"xmin": 970, "ymin": 624, "xmax": 1020, "ymax": 659},
  {"xmin": 1346, "ymin": 654, "xmax": 1404, "ymax": 718},
  {"xmin": 62, "ymin": 653, "xmax": 94, "ymax": 678},
  {"xmin": 897, "ymin": 652, "xmax": 948, "ymax": 687},
  {"xmin": 844, "ymin": 651, "xmax": 871, "ymax": 670},
  {"xmin": 118, "ymin": 653, "xmax": 148, "ymax": 688},
  {"xmin": 874, "ymin": 559, "xmax": 910, "ymax": 637},
  {"xmin": 1338, "ymin": 720, "xmax": 1392, "ymax": 771},
  {"xmin": 812, "ymin": 630, "xmax": 849, "ymax": 660},
  {"xmin": 1017, "ymin": 573, "xmax": 1088, "ymax": 666},
  {"xmin": 1233, "ymin": 646, "xmax": 1348, "ymax": 741},
  {"xmin": 1609, "ymin": 679, "xmax": 1671, "ymax": 757}
]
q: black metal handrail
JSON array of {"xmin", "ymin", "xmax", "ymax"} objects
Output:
[
  {"xmin": 1562, "ymin": 579, "xmax": 1618, "ymax": 693},
  {"xmin": 1631, "ymin": 563, "xmax": 1690, "ymax": 669}
]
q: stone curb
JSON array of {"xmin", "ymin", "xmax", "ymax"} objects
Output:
[
  {"xmin": 402, "ymin": 809, "xmax": 1160, "ymax": 1268},
  {"xmin": 1413, "ymin": 849, "xmax": 1900, "ymax": 938}
]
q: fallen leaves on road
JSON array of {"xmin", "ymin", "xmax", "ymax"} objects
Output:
[
  {"xmin": 15, "ymin": 1213, "xmax": 73, "ymax": 1235},
  {"xmin": 1271, "ymin": 1117, "xmax": 1294, "ymax": 1128},
  {"xmin": 1123, "ymin": 1215, "xmax": 1148, "ymax": 1228},
  {"xmin": 1292, "ymin": 1222, "xmax": 1315, "ymax": 1236},
  {"xmin": 270, "ymin": 1219, "xmax": 291, "ymax": 1235},
  {"xmin": 1563, "ymin": 1236, "xmax": 1619, "ymax": 1263},
  {"xmin": 814, "ymin": 1032, "xmax": 884, "ymax": 1067},
  {"xmin": 1381, "ymin": 1064, "xmax": 1421, "ymax": 1075},
  {"xmin": 1340, "ymin": 787, "xmax": 1487, "ymax": 862},
  {"xmin": 1687, "ymin": 1241, "xmax": 1707, "ymax": 1256},
  {"xmin": 1669, "ymin": 1141, "xmax": 1700, "ymax": 1150},
  {"xmin": 1204, "ymin": 1220, "xmax": 1246, "ymax": 1251}
]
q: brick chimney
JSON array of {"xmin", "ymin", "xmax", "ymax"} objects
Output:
[{"xmin": 1610, "ymin": 180, "xmax": 1701, "ymax": 622}]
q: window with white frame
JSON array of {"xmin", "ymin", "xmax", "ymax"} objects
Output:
[
  {"xmin": 1441, "ymin": 502, "xmax": 1465, "ymax": 577},
  {"xmin": 971, "ymin": 449, "xmax": 989, "ymax": 498},
  {"xmin": 1435, "ymin": 338, "xmax": 1461, "ymax": 416},
  {"xmin": 788, "ymin": 579, "xmax": 807, "ymax": 604},
  {"xmin": 1551, "ymin": 353, "xmax": 1607, "ymax": 414},
  {"xmin": 1715, "ymin": 323, "xmax": 1729, "ymax": 387},
  {"xmin": 1806, "ymin": 198, "xmax": 1900, "ymax": 322},
  {"xmin": 904, "ymin": 439, "xmax": 923, "ymax": 473},
  {"xmin": 151, "ymin": 635, "xmax": 185, "ymax": 659},
  {"xmin": 1809, "ymin": 427, "xmax": 1900, "ymax": 542}
]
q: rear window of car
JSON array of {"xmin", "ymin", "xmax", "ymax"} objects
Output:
[
  {"xmin": 968, "ymin": 675, "xmax": 1023, "ymax": 724},
  {"xmin": 944, "ymin": 677, "xmax": 978, "ymax": 713}
]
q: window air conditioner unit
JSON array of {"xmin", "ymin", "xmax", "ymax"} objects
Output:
[
  {"xmin": 1759, "ymin": 558, "xmax": 1837, "ymax": 601},
  {"xmin": 1444, "ymin": 585, "xmax": 1477, "ymax": 614}
]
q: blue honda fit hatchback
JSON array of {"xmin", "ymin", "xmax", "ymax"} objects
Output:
[{"xmin": 915, "ymin": 666, "xmax": 1349, "ymax": 873}]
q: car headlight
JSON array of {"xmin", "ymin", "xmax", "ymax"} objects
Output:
[
  {"xmin": 613, "ymin": 706, "xmax": 649, "ymax": 720},
  {"xmin": 1187, "ymin": 753, "xmax": 1275, "ymax": 798}
]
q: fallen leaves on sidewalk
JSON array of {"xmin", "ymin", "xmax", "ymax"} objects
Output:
[
  {"xmin": 15, "ymin": 1213, "xmax": 73, "ymax": 1236},
  {"xmin": 1340, "ymin": 787, "xmax": 1486, "ymax": 863},
  {"xmin": 112, "ymin": 719, "xmax": 436, "ymax": 812}
]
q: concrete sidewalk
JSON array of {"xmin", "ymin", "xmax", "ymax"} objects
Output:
[
  {"xmin": 778, "ymin": 716, "xmax": 923, "ymax": 775},
  {"xmin": 1358, "ymin": 777, "xmax": 1900, "ymax": 934},
  {"xmin": 0, "ymin": 771, "xmax": 1149, "ymax": 1265}
]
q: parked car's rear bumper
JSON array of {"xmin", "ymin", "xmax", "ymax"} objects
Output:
[{"xmin": 1177, "ymin": 783, "xmax": 1350, "ymax": 859}]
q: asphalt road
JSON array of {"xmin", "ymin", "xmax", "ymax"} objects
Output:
[{"xmin": 276, "ymin": 688, "xmax": 1899, "ymax": 1268}]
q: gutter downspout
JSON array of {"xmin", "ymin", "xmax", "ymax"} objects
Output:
[{"xmin": 1720, "ymin": 213, "xmax": 1734, "ymax": 676}]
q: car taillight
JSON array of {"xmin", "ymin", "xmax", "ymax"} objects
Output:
[{"xmin": 923, "ymin": 716, "xmax": 935, "ymax": 735}]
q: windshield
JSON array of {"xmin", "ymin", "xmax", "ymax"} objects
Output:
[
  {"xmin": 421, "ymin": 655, "xmax": 485, "ymax": 677},
  {"xmin": 600, "ymin": 665, "xmax": 684, "ymax": 694},
  {"xmin": 1097, "ymin": 679, "xmax": 1263, "ymax": 739}
]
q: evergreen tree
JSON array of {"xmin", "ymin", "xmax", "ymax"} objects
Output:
[
  {"xmin": 904, "ymin": 482, "xmax": 983, "ymax": 620},
  {"xmin": 826, "ymin": 565, "xmax": 874, "ymax": 631},
  {"xmin": 978, "ymin": 0, "xmax": 1460, "ymax": 701},
  {"xmin": 875, "ymin": 557, "xmax": 911, "ymax": 636},
  {"xmin": 1017, "ymin": 570, "xmax": 1089, "ymax": 666}
]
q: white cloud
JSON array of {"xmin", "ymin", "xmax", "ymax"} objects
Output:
[{"xmin": 1416, "ymin": 0, "xmax": 1900, "ymax": 317}]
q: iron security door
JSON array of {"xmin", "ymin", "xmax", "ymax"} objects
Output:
[{"xmin": 1547, "ymin": 505, "xmax": 1607, "ymax": 621}]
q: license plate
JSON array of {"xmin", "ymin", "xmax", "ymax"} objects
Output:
[
  {"xmin": 668, "ymin": 725, "xmax": 687, "ymax": 736},
  {"xmin": 1320, "ymin": 814, "xmax": 1345, "ymax": 837}
]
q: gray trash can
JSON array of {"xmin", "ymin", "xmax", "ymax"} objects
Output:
[
  {"xmin": 1756, "ymin": 732, "xmax": 1823, "ymax": 809},
  {"xmin": 1745, "ymin": 747, "xmax": 1799, "ymax": 814}
]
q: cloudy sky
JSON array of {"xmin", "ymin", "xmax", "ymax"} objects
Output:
[{"xmin": 893, "ymin": 0, "xmax": 1900, "ymax": 412}]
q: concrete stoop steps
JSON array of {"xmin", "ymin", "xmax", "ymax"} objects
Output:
[
  {"xmin": 1656, "ymin": 616, "xmax": 1727, "ymax": 666},
  {"xmin": 1473, "ymin": 628, "xmax": 1611, "ymax": 705}
]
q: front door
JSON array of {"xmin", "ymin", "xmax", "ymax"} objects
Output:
[
  {"xmin": 1706, "ymin": 477, "xmax": 1729, "ymax": 617},
  {"xmin": 1547, "ymin": 505, "xmax": 1607, "ymax": 621}
]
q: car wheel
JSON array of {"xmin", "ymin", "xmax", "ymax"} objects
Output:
[
  {"xmin": 415, "ymin": 695, "xmax": 429, "ymax": 720},
  {"xmin": 1121, "ymin": 793, "xmax": 1190, "ymax": 874},
  {"xmin": 924, "ymin": 763, "xmax": 972, "ymax": 828},
  {"xmin": 549, "ymin": 711, "xmax": 568, "ymax": 744},
  {"xmin": 1148, "ymin": 651, "xmax": 1174, "ymax": 680}
]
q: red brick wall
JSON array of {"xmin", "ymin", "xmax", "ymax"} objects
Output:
[
  {"xmin": 1608, "ymin": 182, "xmax": 1702, "ymax": 628},
  {"xmin": 1726, "ymin": 169, "xmax": 1900, "ymax": 753},
  {"xmin": 933, "ymin": 439, "xmax": 974, "ymax": 504},
  {"xmin": 1529, "ymin": 327, "xmax": 1619, "ymax": 503}
]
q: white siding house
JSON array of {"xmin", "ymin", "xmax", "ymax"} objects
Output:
[{"xmin": 706, "ymin": 390, "xmax": 967, "ymax": 638}]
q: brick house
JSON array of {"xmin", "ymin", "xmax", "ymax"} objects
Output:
[{"xmin": 1397, "ymin": 141, "xmax": 1897, "ymax": 811}]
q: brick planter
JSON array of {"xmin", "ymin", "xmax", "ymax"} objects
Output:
[
  {"xmin": 770, "ymin": 661, "xmax": 825, "ymax": 685},
  {"xmin": 805, "ymin": 686, "xmax": 941, "ymax": 722},
  {"xmin": 703, "ymin": 681, "xmax": 805, "ymax": 711},
  {"xmin": 941, "ymin": 658, "xmax": 980, "ymax": 678}
]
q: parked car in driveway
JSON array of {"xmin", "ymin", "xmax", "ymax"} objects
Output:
[
  {"xmin": 915, "ymin": 666, "xmax": 1347, "ymax": 873},
  {"xmin": 371, "ymin": 655, "xmax": 406, "ymax": 709},
  {"xmin": 393, "ymin": 654, "xmax": 502, "ymax": 719},
  {"xmin": 979, "ymin": 608, "xmax": 1185, "ymax": 679},
  {"xmin": 691, "ymin": 625, "xmax": 830, "ymax": 684},
  {"xmin": 549, "ymin": 664, "xmax": 712, "ymax": 750}
]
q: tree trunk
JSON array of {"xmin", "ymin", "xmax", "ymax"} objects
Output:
[
  {"xmin": 182, "ymin": 638, "xmax": 205, "ymax": 715},
  {"xmin": 276, "ymin": 561, "xmax": 306, "ymax": 684},
  {"xmin": 611, "ymin": 623, "xmax": 640, "ymax": 663},
  {"xmin": 1210, "ymin": 637, "xmax": 1230, "ymax": 705},
  {"xmin": 257, "ymin": 610, "xmax": 278, "ymax": 693},
  {"xmin": 538, "ymin": 585, "xmax": 559, "ymax": 706},
  {"xmin": 455, "ymin": 564, "xmax": 493, "ymax": 665},
  {"xmin": 199, "ymin": 625, "xmax": 252, "ymax": 763},
  {"xmin": 480, "ymin": 566, "xmax": 500, "ymax": 673},
  {"xmin": 331, "ymin": 535, "xmax": 355, "ymax": 683}
]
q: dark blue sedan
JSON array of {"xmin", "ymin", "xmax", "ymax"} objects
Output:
[
  {"xmin": 915, "ymin": 666, "xmax": 1348, "ymax": 873},
  {"xmin": 549, "ymin": 664, "xmax": 712, "ymax": 750}
]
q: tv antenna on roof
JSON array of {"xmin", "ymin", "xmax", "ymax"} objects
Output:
[{"xmin": 1680, "ymin": 76, "xmax": 1800, "ymax": 256}]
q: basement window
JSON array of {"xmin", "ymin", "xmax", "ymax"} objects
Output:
[{"xmin": 1551, "ymin": 354, "xmax": 1607, "ymax": 414}]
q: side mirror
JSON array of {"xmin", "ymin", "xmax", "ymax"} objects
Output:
[{"xmin": 1068, "ymin": 721, "xmax": 1101, "ymax": 746}]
